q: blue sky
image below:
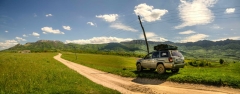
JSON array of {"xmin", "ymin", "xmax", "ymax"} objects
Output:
[{"xmin": 0, "ymin": 0, "xmax": 240, "ymax": 50}]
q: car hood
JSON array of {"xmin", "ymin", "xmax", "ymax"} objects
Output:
[{"xmin": 136, "ymin": 58, "xmax": 144, "ymax": 62}]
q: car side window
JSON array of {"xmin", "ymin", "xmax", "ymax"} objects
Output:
[
  {"xmin": 145, "ymin": 53, "xmax": 152, "ymax": 59},
  {"xmin": 160, "ymin": 52, "xmax": 168, "ymax": 57},
  {"xmin": 152, "ymin": 52, "xmax": 159, "ymax": 58}
]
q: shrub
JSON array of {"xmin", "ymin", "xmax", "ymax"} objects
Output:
[
  {"xmin": 188, "ymin": 59, "xmax": 211, "ymax": 67},
  {"xmin": 220, "ymin": 59, "xmax": 224, "ymax": 64}
]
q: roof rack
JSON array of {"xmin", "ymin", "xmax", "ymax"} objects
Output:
[{"xmin": 154, "ymin": 44, "xmax": 178, "ymax": 51}]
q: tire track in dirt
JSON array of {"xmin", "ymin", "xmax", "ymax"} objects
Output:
[{"xmin": 54, "ymin": 53, "xmax": 240, "ymax": 94}]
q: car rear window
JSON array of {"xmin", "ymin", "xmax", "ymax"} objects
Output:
[
  {"xmin": 160, "ymin": 52, "xmax": 168, "ymax": 57},
  {"xmin": 171, "ymin": 51, "xmax": 183, "ymax": 57}
]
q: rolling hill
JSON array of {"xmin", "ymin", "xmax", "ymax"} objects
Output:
[{"xmin": 2, "ymin": 39, "xmax": 240, "ymax": 61}]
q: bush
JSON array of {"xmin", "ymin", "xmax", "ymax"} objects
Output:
[
  {"xmin": 220, "ymin": 59, "xmax": 224, "ymax": 64},
  {"xmin": 188, "ymin": 60, "xmax": 211, "ymax": 67}
]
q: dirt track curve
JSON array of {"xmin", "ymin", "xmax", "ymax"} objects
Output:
[{"xmin": 54, "ymin": 53, "xmax": 240, "ymax": 94}]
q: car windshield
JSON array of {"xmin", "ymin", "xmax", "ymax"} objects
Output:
[{"xmin": 171, "ymin": 51, "xmax": 183, "ymax": 57}]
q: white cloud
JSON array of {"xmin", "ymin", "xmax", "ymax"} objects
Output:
[
  {"xmin": 180, "ymin": 33, "xmax": 209, "ymax": 42},
  {"xmin": 213, "ymin": 36, "xmax": 240, "ymax": 41},
  {"xmin": 0, "ymin": 40, "xmax": 18, "ymax": 50},
  {"xmin": 139, "ymin": 32, "xmax": 168, "ymax": 42},
  {"xmin": 15, "ymin": 37, "xmax": 26, "ymax": 41},
  {"xmin": 231, "ymin": 29, "xmax": 234, "ymax": 31},
  {"xmin": 96, "ymin": 14, "xmax": 118, "ymax": 22},
  {"xmin": 175, "ymin": 0, "xmax": 217, "ymax": 29},
  {"xmin": 110, "ymin": 23, "xmax": 138, "ymax": 32},
  {"xmin": 134, "ymin": 3, "xmax": 168, "ymax": 22},
  {"xmin": 5, "ymin": 31, "xmax": 8, "ymax": 33},
  {"xmin": 41, "ymin": 27, "xmax": 64, "ymax": 34},
  {"xmin": 32, "ymin": 32, "xmax": 40, "ymax": 37},
  {"xmin": 179, "ymin": 30, "xmax": 196, "ymax": 34},
  {"xmin": 87, "ymin": 22, "xmax": 96, "ymax": 26},
  {"xmin": 46, "ymin": 14, "xmax": 53, "ymax": 17},
  {"xmin": 148, "ymin": 37, "xmax": 168, "ymax": 42},
  {"xmin": 23, "ymin": 34, "xmax": 27, "ymax": 37},
  {"xmin": 62, "ymin": 26, "xmax": 71, "ymax": 30},
  {"xmin": 65, "ymin": 37, "xmax": 133, "ymax": 44},
  {"xmin": 225, "ymin": 8, "xmax": 235, "ymax": 14}
]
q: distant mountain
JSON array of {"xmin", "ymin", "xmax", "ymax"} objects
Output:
[
  {"xmin": 5, "ymin": 40, "xmax": 65, "ymax": 52},
  {"xmin": 2, "ymin": 39, "xmax": 240, "ymax": 60}
]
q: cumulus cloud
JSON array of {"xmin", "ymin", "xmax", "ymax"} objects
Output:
[
  {"xmin": 46, "ymin": 14, "xmax": 53, "ymax": 17},
  {"xmin": 5, "ymin": 31, "xmax": 8, "ymax": 33},
  {"xmin": 62, "ymin": 26, "xmax": 71, "ymax": 30},
  {"xmin": 23, "ymin": 34, "xmax": 27, "ymax": 37},
  {"xmin": 41, "ymin": 27, "xmax": 64, "ymax": 34},
  {"xmin": 134, "ymin": 3, "xmax": 168, "ymax": 22},
  {"xmin": 149, "ymin": 37, "xmax": 168, "ymax": 42},
  {"xmin": 139, "ymin": 32, "xmax": 168, "ymax": 42},
  {"xmin": 32, "ymin": 32, "xmax": 40, "ymax": 37},
  {"xmin": 175, "ymin": 0, "xmax": 217, "ymax": 29},
  {"xmin": 96, "ymin": 14, "xmax": 118, "ymax": 22},
  {"xmin": 0, "ymin": 40, "xmax": 18, "ymax": 50},
  {"xmin": 15, "ymin": 37, "xmax": 26, "ymax": 41},
  {"xmin": 110, "ymin": 23, "xmax": 138, "ymax": 32},
  {"xmin": 65, "ymin": 37, "xmax": 133, "ymax": 44},
  {"xmin": 87, "ymin": 22, "xmax": 96, "ymax": 26},
  {"xmin": 213, "ymin": 36, "xmax": 240, "ymax": 41},
  {"xmin": 179, "ymin": 30, "xmax": 196, "ymax": 34},
  {"xmin": 180, "ymin": 33, "xmax": 209, "ymax": 42},
  {"xmin": 225, "ymin": 8, "xmax": 235, "ymax": 14}
]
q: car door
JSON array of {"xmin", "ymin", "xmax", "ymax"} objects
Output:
[
  {"xmin": 141, "ymin": 53, "xmax": 153, "ymax": 68},
  {"xmin": 150, "ymin": 51, "xmax": 159, "ymax": 68}
]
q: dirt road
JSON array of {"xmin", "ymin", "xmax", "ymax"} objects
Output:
[{"xmin": 54, "ymin": 53, "xmax": 240, "ymax": 94}]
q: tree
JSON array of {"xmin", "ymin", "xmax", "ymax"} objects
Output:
[{"xmin": 219, "ymin": 59, "xmax": 224, "ymax": 64}]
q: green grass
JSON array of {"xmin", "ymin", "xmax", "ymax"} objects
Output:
[
  {"xmin": 62, "ymin": 52, "xmax": 137, "ymax": 77},
  {"xmin": 0, "ymin": 53, "xmax": 119, "ymax": 94},
  {"xmin": 62, "ymin": 52, "xmax": 240, "ymax": 88}
]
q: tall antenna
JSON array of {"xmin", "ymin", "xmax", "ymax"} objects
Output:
[{"xmin": 138, "ymin": 15, "xmax": 149, "ymax": 54}]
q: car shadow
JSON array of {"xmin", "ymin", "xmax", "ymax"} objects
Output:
[{"xmin": 131, "ymin": 70, "xmax": 177, "ymax": 85}]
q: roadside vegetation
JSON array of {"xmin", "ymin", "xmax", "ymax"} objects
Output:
[
  {"xmin": 0, "ymin": 53, "xmax": 119, "ymax": 94},
  {"xmin": 62, "ymin": 52, "xmax": 240, "ymax": 88}
]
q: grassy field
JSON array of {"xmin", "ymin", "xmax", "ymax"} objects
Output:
[
  {"xmin": 0, "ymin": 53, "xmax": 119, "ymax": 94},
  {"xmin": 62, "ymin": 52, "xmax": 240, "ymax": 88}
]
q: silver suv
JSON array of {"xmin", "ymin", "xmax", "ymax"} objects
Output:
[{"xmin": 136, "ymin": 50, "xmax": 185, "ymax": 74}]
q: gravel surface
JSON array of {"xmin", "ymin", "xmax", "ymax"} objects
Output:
[{"xmin": 54, "ymin": 53, "xmax": 240, "ymax": 94}]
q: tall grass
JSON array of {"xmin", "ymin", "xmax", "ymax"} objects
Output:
[
  {"xmin": 0, "ymin": 53, "xmax": 119, "ymax": 94},
  {"xmin": 62, "ymin": 53, "xmax": 240, "ymax": 88}
]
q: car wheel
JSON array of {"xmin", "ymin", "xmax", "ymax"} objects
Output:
[
  {"xmin": 156, "ymin": 64, "xmax": 165, "ymax": 74},
  {"xmin": 136, "ymin": 63, "xmax": 142, "ymax": 72},
  {"xmin": 171, "ymin": 69, "xmax": 179, "ymax": 73},
  {"xmin": 150, "ymin": 68, "xmax": 155, "ymax": 71}
]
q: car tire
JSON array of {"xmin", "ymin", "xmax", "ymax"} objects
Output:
[
  {"xmin": 156, "ymin": 64, "xmax": 165, "ymax": 74},
  {"xmin": 150, "ymin": 68, "xmax": 155, "ymax": 71},
  {"xmin": 171, "ymin": 69, "xmax": 179, "ymax": 73},
  {"xmin": 136, "ymin": 63, "xmax": 142, "ymax": 72}
]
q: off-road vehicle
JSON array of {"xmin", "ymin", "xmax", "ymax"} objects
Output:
[{"xmin": 136, "ymin": 44, "xmax": 185, "ymax": 74}]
